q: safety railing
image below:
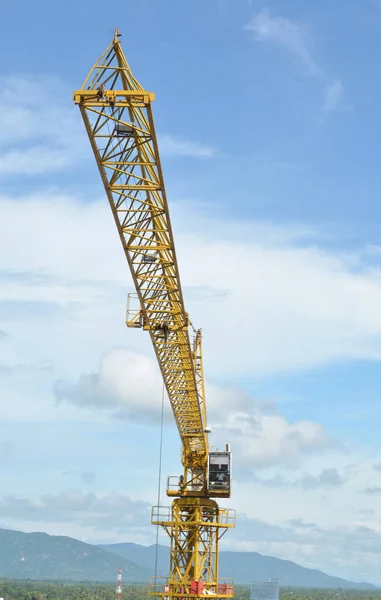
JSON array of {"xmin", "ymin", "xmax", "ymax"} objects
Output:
[
  {"xmin": 167, "ymin": 475, "xmax": 181, "ymax": 494},
  {"xmin": 149, "ymin": 576, "xmax": 170, "ymax": 597},
  {"xmin": 152, "ymin": 504, "xmax": 235, "ymax": 527},
  {"xmin": 218, "ymin": 508, "xmax": 236, "ymax": 527},
  {"xmin": 152, "ymin": 505, "xmax": 171, "ymax": 524},
  {"xmin": 126, "ymin": 292, "xmax": 142, "ymax": 328}
]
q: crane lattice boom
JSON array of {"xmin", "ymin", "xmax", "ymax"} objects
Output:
[
  {"xmin": 73, "ymin": 31, "xmax": 207, "ymax": 471},
  {"xmin": 74, "ymin": 29, "xmax": 235, "ymax": 600}
]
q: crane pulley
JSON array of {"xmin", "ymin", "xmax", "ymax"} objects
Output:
[{"xmin": 74, "ymin": 29, "xmax": 235, "ymax": 600}]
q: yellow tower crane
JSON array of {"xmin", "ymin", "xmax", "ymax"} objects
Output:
[{"xmin": 73, "ymin": 29, "xmax": 236, "ymax": 600}]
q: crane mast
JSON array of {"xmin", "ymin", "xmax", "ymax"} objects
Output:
[{"xmin": 74, "ymin": 30, "xmax": 235, "ymax": 600}]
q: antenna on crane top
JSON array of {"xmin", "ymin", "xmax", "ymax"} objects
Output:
[{"xmin": 114, "ymin": 28, "xmax": 122, "ymax": 42}]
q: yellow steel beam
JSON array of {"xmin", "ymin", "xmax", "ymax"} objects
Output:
[{"xmin": 73, "ymin": 30, "xmax": 209, "ymax": 472}]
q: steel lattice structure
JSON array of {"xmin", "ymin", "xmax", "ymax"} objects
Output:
[
  {"xmin": 151, "ymin": 499, "xmax": 235, "ymax": 599},
  {"xmin": 74, "ymin": 30, "xmax": 235, "ymax": 600}
]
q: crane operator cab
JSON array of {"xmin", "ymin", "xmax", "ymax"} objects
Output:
[{"xmin": 207, "ymin": 446, "xmax": 231, "ymax": 497}]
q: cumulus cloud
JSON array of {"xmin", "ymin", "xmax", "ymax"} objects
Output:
[
  {"xmin": 216, "ymin": 412, "xmax": 336, "ymax": 472},
  {"xmin": 54, "ymin": 348, "xmax": 338, "ymax": 472},
  {"xmin": 54, "ymin": 348, "xmax": 171, "ymax": 424}
]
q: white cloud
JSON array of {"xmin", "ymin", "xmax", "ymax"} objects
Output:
[
  {"xmin": 228, "ymin": 513, "xmax": 381, "ymax": 584},
  {"xmin": 0, "ymin": 75, "xmax": 216, "ymax": 176},
  {"xmin": 323, "ymin": 79, "xmax": 343, "ymax": 113},
  {"xmin": 0, "ymin": 75, "xmax": 86, "ymax": 176},
  {"xmin": 227, "ymin": 456, "xmax": 381, "ymax": 583},
  {"xmin": 55, "ymin": 347, "xmax": 339, "ymax": 473},
  {"xmin": 245, "ymin": 9, "xmax": 320, "ymax": 76},
  {"xmin": 3, "ymin": 192, "xmax": 381, "ymax": 580},
  {"xmin": 0, "ymin": 358, "xmax": 54, "ymax": 374},
  {"xmin": 245, "ymin": 10, "xmax": 343, "ymax": 114},
  {"xmin": 0, "ymin": 193, "xmax": 117, "ymax": 285},
  {"xmin": 0, "ymin": 146, "xmax": 71, "ymax": 175},
  {"xmin": 54, "ymin": 348, "xmax": 170, "ymax": 423},
  {"xmin": 3, "ymin": 194, "xmax": 381, "ymax": 376},
  {"xmin": 217, "ymin": 412, "xmax": 337, "ymax": 472},
  {"xmin": 0, "ymin": 490, "xmax": 151, "ymax": 536},
  {"xmin": 159, "ymin": 134, "xmax": 216, "ymax": 158},
  {"xmin": 253, "ymin": 468, "xmax": 346, "ymax": 489}
]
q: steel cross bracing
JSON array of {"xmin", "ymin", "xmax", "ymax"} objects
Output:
[
  {"xmin": 151, "ymin": 498, "xmax": 235, "ymax": 599},
  {"xmin": 73, "ymin": 31, "xmax": 208, "ymax": 472}
]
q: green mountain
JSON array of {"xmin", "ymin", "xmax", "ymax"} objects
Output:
[
  {"xmin": 100, "ymin": 542, "xmax": 377, "ymax": 590},
  {"xmin": 0, "ymin": 527, "xmax": 376, "ymax": 589},
  {"xmin": 0, "ymin": 527, "xmax": 149, "ymax": 582}
]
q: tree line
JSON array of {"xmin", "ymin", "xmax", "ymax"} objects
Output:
[{"xmin": 0, "ymin": 581, "xmax": 380, "ymax": 600}]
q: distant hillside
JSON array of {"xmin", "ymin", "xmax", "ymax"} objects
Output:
[
  {"xmin": 101, "ymin": 542, "xmax": 169, "ymax": 576},
  {"xmin": 0, "ymin": 528, "xmax": 149, "ymax": 582},
  {"xmin": 0, "ymin": 527, "xmax": 376, "ymax": 589},
  {"xmin": 100, "ymin": 542, "xmax": 377, "ymax": 590}
]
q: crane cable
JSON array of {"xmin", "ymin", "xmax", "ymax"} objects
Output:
[{"xmin": 154, "ymin": 379, "xmax": 165, "ymax": 583}]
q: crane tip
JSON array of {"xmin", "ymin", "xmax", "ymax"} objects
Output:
[{"xmin": 114, "ymin": 28, "xmax": 122, "ymax": 42}]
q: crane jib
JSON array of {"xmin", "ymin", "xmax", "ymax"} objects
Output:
[{"xmin": 73, "ymin": 46, "xmax": 208, "ymax": 466}]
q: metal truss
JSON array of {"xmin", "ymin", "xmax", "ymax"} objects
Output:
[
  {"xmin": 151, "ymin": 498, "xmax": 236, "ymax": 599},
  {"xmin": 73, "ymin": 30, "xmax": 208, "ymax": 473}
]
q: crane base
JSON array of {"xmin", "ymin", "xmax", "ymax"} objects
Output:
[{"xmin": 149, "ymin": 497, "xmax": 235, "ymax": 600}]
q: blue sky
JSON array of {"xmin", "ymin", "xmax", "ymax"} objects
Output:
[{"xmin": 1, "ymin": 0, "xmax": 381, "ymax": 586}]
